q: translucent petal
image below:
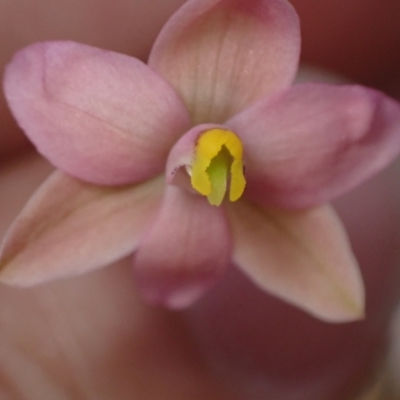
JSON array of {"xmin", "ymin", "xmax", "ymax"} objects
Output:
[
  {"xmin": 134, "ymin": 186, "xmax": 231, "ymax": 308},
  {"xmin": 228, "ymin": 200, "xmax": 365, "ymax": 322},
  {"xmin": 0, "ymin": 172, "xmax": 164, "ymax": 286},
  {"xmin": 149, "ymin": 0, "xmax": 300, "ymax": 124}
]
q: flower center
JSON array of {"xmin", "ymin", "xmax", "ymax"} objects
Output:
[{"xmin": 190, "ymin": 128, "xmax": 246, "ymax": 206}]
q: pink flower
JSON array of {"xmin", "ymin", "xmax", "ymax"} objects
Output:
[{"xmin": 2, "ymin": 0, "xmax": 400, "ymax": 323}]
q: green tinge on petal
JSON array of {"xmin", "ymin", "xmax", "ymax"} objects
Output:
[{"xmin": 190, "ymin": 128, "xmax": 246, "ymax": 206}]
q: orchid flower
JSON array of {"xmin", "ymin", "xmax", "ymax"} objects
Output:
[{"xmin": 2, "ymin": 0, "xmax": 400, "ymax": 324}]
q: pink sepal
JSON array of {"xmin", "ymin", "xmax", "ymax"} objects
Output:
[
  {"xmin": 228, "ymin": 83, "xmax": 400, "ymax": 209},
  {"xmin": 228, "ymin": 200, "xmax": 365, "ymax": 322},
  {"xmin": 133, "ymin": 186, "xmax": 232, "ymax": 309},
  {"xmin": 0, "ymin": 172, "xmax": 164, "ymax": 286},
  {"xmin": 3, "ymin": 41, "xmax": 191, "ymax": 185},
  {"xmin": 149, "ymin": 0, "xmax": 300, "ymax": 124}
]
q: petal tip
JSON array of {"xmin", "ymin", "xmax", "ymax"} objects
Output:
[
  {"xmin": 138, "ymin": 283, "xmax": 207, "ymax": 310},
  {"xmin": 313, "ymin": 275, "xmax": 366, "ymax": 323},
  {"xmin": 0, "ymin": 252, "xmax": 43, "ymax": 287},
  {"xmin": 230, "ymin": 201, "xmax": 366, "ymax": 324}
]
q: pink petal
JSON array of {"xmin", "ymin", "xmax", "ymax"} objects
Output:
[
  {"xmin": 227, "ymin": 83, "xmax": 400, "ymax": 209},
  {"xmin": 133, "ymin": 186, "xmax": 231, "ymax": 309},
  {"xmin": 0, "ymin": 172, "xmax": 164, "ymax": 286},
  {"xmin": 149, "ymin": 0, "xmax": 300, "ymax": 124},
  {"xmin": 3, "ymin": 41, "xmax": 191, "ymax": 185},
  {"xmin": 227, "ymin": 200, "xmax": 365, "ymax": 322}
]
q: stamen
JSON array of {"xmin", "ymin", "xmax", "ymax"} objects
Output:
[{"xmin": 191, "ymin": 128, "xmax": 246, "ymax": 206}]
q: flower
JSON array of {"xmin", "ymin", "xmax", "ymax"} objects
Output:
[{"xmin": 2, "ymin": 0, "xmax": 400, "ymax": 323}]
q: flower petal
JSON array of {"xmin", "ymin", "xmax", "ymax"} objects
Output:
[
  {"xmin": 133, "ymin": 186, "xmax": 231, "ymax": 309},
  {"xmin": 227, "ymin": 200, "xmax": 365, "ymax": 322},
  {"xmin": 149, "ymin": 0, "xmax": 300, "ymax": 124},
  {"xmin": 3, "ymin": 41, "xmax": 191, "ymax": 185},
  {"xmin": 227, "ymin": 83, "xmax": 400, "ymax": 209},
  {"xmin": 0, "ymin": 172, "xmax": 164, "ymax": 286}
]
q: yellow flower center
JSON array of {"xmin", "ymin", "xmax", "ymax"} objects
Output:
[{"xmin": 190, "ymin": 128, "xmax": 246, "ymax": 206}]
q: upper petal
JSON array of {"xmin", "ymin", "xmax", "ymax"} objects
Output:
[
  {"xmin": 0, "ymin": 172, "xmax": 164, "ymax": 286},
  {"xmin": 3, "ymin": 41, "xmax": 191, "ymax": 185},
  {"xmin": 149, "ymin": 0, "xmax": 300, "ymax": 124},
  {"xmin": 227, "ymin": 83, "xmax": 400, "ymax": 209},
  {"xmin": 133, "ymin": 186, "xmax": 231, "ymax": 309},
  {"xmin": 228, "ymin": 200, "xmax": 365, "ymax": 323}
]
